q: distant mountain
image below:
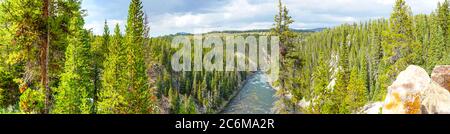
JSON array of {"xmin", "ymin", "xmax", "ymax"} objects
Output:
[
  {"xmin": 157, "ymin": 28, "xmax": 326, "ymax": 38},
  {"xmin": 207, "ymin": 28, "xmax": 326, "ymax": 34},
  {"xmin": 306, "ymin": 28, "xmax": 327, "ymax": 32},
  {"xmin": 174, "ymin": 32, "xmax": 193, "ymax": 35}
]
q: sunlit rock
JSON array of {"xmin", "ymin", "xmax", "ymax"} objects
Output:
[
  {"xmin": 421, "ymin": 81, "xmax": 450, "ymax": 114},
  {"xmin": 382, "ymin": 65, "xmax": 430, "ymax": 114},
  {"xmin": 357, "ymin": 102, "xmax": 383, "ymax": 114}
]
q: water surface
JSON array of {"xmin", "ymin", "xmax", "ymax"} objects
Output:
[{"xmin": 221, "ymin": 72, "xmax": 277, "ymax": 114}]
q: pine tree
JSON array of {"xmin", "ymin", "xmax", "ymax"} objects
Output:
[
  {"xmin": 437, "ymin": 0, "xmax": 449, "ymax": 39},
  {"xmin": 87, "ymin": 20, "xmax": 110, "ymax": 114},
  {"xmin": 344, "ymin": 67, "xmax": 368, "ymax": 113},
  {"xmin": 0, "ymin": 2, "xmax": 21, "ymax": 109},
  {"xmin": 98, "ymin": 24, "xmax": 127, "ymax": 114},
  {"xmin": 124, "ymin": 0, "xmax": 157, "ymax": 113},
  {"xmin": 53, "ymin": 15, "xmax": 93, "ymax": 114},
  {"xmin": 376, "ymin": 0, "xmax": 420, "ymax": 101},
  {"xmin": 428, "ymin": 14, "xmax": 445, "ymax": 71},
  {"xmin": 334, "ymin": 29, "xmax": 350, "ymax": 113},
  {"xmin": 102, "ymin": 20, "xmax": 111, "ymax": 57},
  {"xmin": 198, "ymin": 74, "xmax": 207, "ymax": 110},
  {"xmin": 1, "ymin": 0, "xmax": 47, "ymax": 113},
  {"xmin": 426, "ymin": 1, "xmax": 449, "ymax": 70},
  {"xmin": 271, "ymin": 0, "xmax": 298, "ymax": 114},
  {"xmin": 185, "ymin": 96, "xmax": 197, "ymax": 114},
  {"xmin": 311, "ymin": 52, "xmax": 331, "ymax": 113},
  {"xmin": 168, "ymin": 86, "xmax": 179, "ymax": 113}
]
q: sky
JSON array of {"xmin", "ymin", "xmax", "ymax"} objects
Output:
[{"xmin": 81, "ymin": 0, "xmax": 445, "ymax": 37}]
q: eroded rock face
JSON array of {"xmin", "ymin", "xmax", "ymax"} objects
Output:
[
  {"xmin": 382, "ymin": 65, "xmax": 430, "ymax": 114},
  {"xmin": 431, "ymin": 65, "xmax": 450, "ymax": 92}
]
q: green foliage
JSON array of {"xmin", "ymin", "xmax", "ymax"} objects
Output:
[
  {"xmin": 1, "ymin": 0, "xmax": 449, "ymax": 115},
  {"xmin": 0, "ymin": 0, "xmax": 86, "ymax": 113},
  {"xmin": 375, "ymin": 0, "xmax": 422, "ymax": 101},
  {"xmin": 19, "ymin": 88, "xmax": 45, "ymax": 113},
  {"xmin": 52, "ymin": 0, "xmax": 94, "ymax": 113},
  {"xmin": 280, "ymin": 0, "xmax": 449, "ymax": 114},
  {"xmin": 53, "ymin": 29, "xmax": 93, "ymax": 114},
  {"xmin": 344, "ymin": 67, "xmax": 368, "ymax": 112},
  {"xmin": 123, "ymin": 0, "xmax": 157, "ymax": 114},
  {"xmin": 425, "ymin": 1, "xmax": 449, "ymax": 71},
  {"xmin": 311, "ymin": 52, "xmax": 331, "ymax": 113},
  {"xmin": 167, "ymin": 87, "xmax": 177, "ymax": 113},
  {"xmin": 271, "ymin": 0, "xmax": 301, "ymax": 114},
  {"xmin": 0, "ymin": 69, "xmax": 20, "ymax": 107},
  {"xmin": 147, "ymin": 35, "xmax": 246, "ymax": 114},
  {"xmin": 98, "ymin": 24, "xmax": 127, "ymax": 114},
  {"xmin": 89, "ymin": 21, "xmax": 110, "ymax": 113}
]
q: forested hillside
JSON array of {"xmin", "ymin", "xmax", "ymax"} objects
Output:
[
  {"xmin": 0, "ymin": 0, "xmax": 277, "ymax": 114},
  {"xmin": 277, "ymin": 0, "xmax": 450, "ymax": 113},
  {"xmin": 0, "ymin": 0, "xmax": 161, "ymax": 114}
]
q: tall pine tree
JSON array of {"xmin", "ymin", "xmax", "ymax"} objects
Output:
[
  {"xmin": 98, "ymin": 24, "xmax": 127, "ymax": 114},
  {"xmin": 376, "ymin": 0, "xmax": 421, "ymax": 101},
  {"xmin": 53, "ymin": 8, "xmax": 93, "ymax": 113},
  {"xmin": 124, "ymin": 0, "xmax": 157, "ymax": 113}
]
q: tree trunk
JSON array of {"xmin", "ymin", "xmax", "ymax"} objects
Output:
[{"xmin": 42, "ymin": 0, "xmax": 51, "ymax": 114}]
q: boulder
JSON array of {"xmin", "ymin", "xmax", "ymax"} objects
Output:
[
  {"xmin": 381, "ymin": 65, "xmax": 450, "ymax": 114},
  {"xmin": 382, "ymin": 65, "xmax": 430, "ymax": 114},
  {"xmin": 421, "ymin": 81, "xmax": 450, "ymax": 114},
  {"xmin": 431, "ymin": 65, "xmax": 450, "ymax": 91}
]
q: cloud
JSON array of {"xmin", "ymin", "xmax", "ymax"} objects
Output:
[
  {"xmin": 149, "ymin": 0, "xmax": 277, "ymax": 36},
  {"xmin": 82, "ymin": 0, "xmax": 447, "ymax": 36}
]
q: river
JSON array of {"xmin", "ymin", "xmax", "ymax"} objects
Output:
[{"xmin": 221, "ymin": 72, "xmax": 278, "ymax": 114}]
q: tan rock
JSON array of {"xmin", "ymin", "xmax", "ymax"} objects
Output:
[
  {"xmin": 431, "ymin": 65, "xmax": 450, "ymax": 91},
  {"xmin": 421, "ymin": 81, "xmax": 450, "ymax": 114}
]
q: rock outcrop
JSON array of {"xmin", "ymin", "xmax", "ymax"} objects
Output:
[
  {"xmin": 381, "ymin": 65, "xmax": 450, "ymax": 114},
  {"xmin": 382, "ymin": 65, "xmax": 428, "ymax": 114},
  {"xmin": 431, "ymin": 65, "xmax": 450, "ymax": 92}
]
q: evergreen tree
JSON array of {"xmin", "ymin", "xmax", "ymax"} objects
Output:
[
  {"xmin": 344, "ymin": 67, "xmax": 368, "ymax": 113},
  {"xmin": 53, "ymin": 17, "xmax": 93, "ymax": 114},
  {"xmin": 311, "ymin": 52, "xmax": 331, "ymax": 113},
  {"xmin": 376, "ymin": 0, "xmax": 420, "ymax": 100},
  {"xmin": 271, "ymin": 0, "xmax": 298, "ymax": 114},
  {"xmin": 168, "ymin": 86, "xmax": 179, "ymax": 113},
  {"xmin": 426, "ymin": 1, "xmax": 449, "ymax": 70},
  {"xmin": 124, "ymin": 0, "xmax": 157, "ymax": 113},
  {"xmin": 98, "ymin": 24, "xmax": 127, "ymax": 114},
  {"xmin": 427, "ymin": 15, "xmax": 445, "ymax": 71},
  {"xmin": 333, "ymin": 29, "xmax": 351, "ymax": 113}
]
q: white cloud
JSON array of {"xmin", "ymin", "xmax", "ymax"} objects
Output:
[
  {"xmin": 82, "ymin": 0, "xmax": 448, "ymax": 36},
  {"xmin": 149, "ymin": 0, "xmax": 277, "ymax": 36}
]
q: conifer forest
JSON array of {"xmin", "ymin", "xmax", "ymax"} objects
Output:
[{"xmin": 0, "ymin": 0, "xmax": 449, "ymax": 114}]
